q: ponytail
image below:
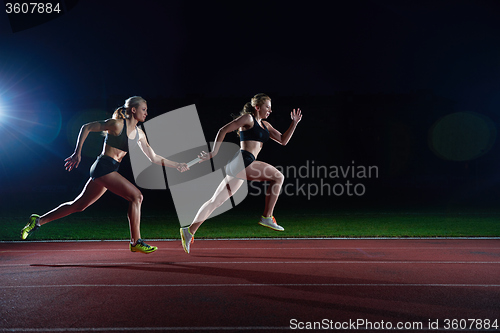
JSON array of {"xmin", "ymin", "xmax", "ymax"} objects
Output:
[
  {"xmin": 240, "ymin": 102, "xmax": 255, "ymax": 116},
  {"xmin": 112, "ymin": 96, "xmax": 146, "ymax": 120},
  {"xmin": 112, "ymin": 105, "xmax": 128, "ymax": 120}
]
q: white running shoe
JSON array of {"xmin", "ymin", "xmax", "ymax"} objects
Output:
[
  {"xmin": 180, "ymin": 227, "xmax": 194, "ymax": 254},
  {"xmin": 258, "ymin": 216, "xmax": 284, "ymax": 231}
]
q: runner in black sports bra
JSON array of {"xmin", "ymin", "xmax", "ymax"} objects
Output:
[
  {"xmin": 239, "ymin": 114, "xmax": 270, "ymax": 143},
  {"xmin": 105, "ymin": 118, "xmax": 138, "ymax": 152},
  {"xmin": 225, "ymin": 114, "xmax": 270, "ymax": 174},
  {"xmin": 91, "ymin": 119, "xmax": 140, "ymax": 180},
  {"xmin": 23, "ymin": 96, "xmax": 188, "ymax": 255},
  {"xmin": 180, "ymin": 93, "xmax": 303, "ymax": 254}
]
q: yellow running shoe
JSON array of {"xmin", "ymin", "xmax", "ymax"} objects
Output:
[
  {"xmin": 180, "ymin": 227, "xmax": 194, "ymax": 254},
  {"xmin": 130, "ymin": 239, "xmax": 157, "ymax": 254},
  {"xmin": 21, "ymin": 214, "xmax": 40, "ymax": 240}
]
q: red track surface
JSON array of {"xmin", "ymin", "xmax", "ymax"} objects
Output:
[{"xmin": 1, "ymin": 239, "xmax": 499, "ymax": 332}]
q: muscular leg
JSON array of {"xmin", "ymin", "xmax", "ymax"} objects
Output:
[
  {"xmin": 39, "ymin": 179, "xmax": 107, "ymax": 225},
  {"xmin": 190, "ymin": 161, "xmax": 284, "ymax": 235},
  {"xmin": 93, "ymin": 171, "xmax": 143, "ymax": 244},
  {"xmin": 189, "ymin": 176, "xmax": 244, "ymax": 235},
  {"xmin": 244, "ymin": 161, "xmax": 285, "ymax": 217},
  {"xmin": 36, "ymin": 172, "xmax": 144, "ymax": 244}
]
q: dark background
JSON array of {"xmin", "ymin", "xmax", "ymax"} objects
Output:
[{"xmin": 1, "ymin": 0, "xmax": 500, "ymax": 217}]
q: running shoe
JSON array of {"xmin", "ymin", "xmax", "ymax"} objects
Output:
[
  {"xmin": 258, "ymin": 216, "xmax": 284, "ymax": 231},
  {"xmin": 180, "ymin": 227, "xmax": 194, "ymax": 254},
  {"xmin": 130, "ymin": 239, "xmax": 157, "ymax": 254},
  {"xmin": 21, "ymin": 214, "xmax": 41, "ymax": 240}
]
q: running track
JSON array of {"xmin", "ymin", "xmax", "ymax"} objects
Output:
[{"xmin": 1, "ymin": 239, "xmax": 499, "ymax": 332}]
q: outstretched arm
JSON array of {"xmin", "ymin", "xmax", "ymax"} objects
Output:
[
  {"xmin": 137, "ymin": 129, "xmax": 188, "ymax": 172},
  {"xmin": 266, "ymin": 108, "xmax": 302, "ymax": 146},
  {"xmin": 64, "ymin": 119, "xmax": 117, "ymax": 172}
]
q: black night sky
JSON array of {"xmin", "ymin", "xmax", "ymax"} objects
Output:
[{"xmin": 1, "ymin": 0, "xmax": 500, "ymax": 213}]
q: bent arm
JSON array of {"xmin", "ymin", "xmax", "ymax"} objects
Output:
[
  {"xmin": 65, "ymin": 119, "xmax": 117, "ymax": 171},
  {"xmin": 266, "ymin": 108, "xmax": 302, "ymax": 146},
  {"xmin": 266, "ymin": 122, "xmax": 296, "ymax": 146},
  {"xmin": 74, "ymin": 120, "xmax": 113, "ymax": 154},
  {"xmin": 209, "ymin": 114, "xmax": 251, "ymax": 158}
]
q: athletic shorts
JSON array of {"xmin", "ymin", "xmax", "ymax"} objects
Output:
[
  {"xmin": 90, "ymin": 155, "xmax": 120, "ymax": 180},
  {"xmin": 225, "ymin": 149, "xmax": 255, "ymax": 178}
]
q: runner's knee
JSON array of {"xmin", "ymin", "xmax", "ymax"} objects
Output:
[
  {"xmin": 209, "ymin": 193, "xmax": 228, "ymax": 209},
  {"xmin": 71, "ymin": 201, "xmax": 90, "ymax": 213},
  {"xmin": 130, "ymin": 191, "xmax": 143, "ymax": 205},
  {"xmin": 272, "ymin": 170, "xmax": 285, "ymax": 185}
]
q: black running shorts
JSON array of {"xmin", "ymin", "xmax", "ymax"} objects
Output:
[{"xmin": 90, "ymin": 155, "xmax": 120, "ymax": 180}]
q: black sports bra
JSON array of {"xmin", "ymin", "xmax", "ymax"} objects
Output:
[
  {"xmin": 239, "ymin": 114, "xmax": 270, "ymax": 143},
  {"xmin": 105, "ymin": 119, "xmax": 138, "ymax": 152}
]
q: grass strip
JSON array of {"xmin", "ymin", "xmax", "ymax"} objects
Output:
[{"xmin": 2, "ymin": 210, "xmax": 500, "ymax": 241}]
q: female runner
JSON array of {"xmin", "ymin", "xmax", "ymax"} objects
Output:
[
  {"xmin": 180, "ymin": 93, "xmax": 302, "ymax": 253},
  {"xmin": 21, "ymin": 96, "xmax": 188, "ymax": 253}
]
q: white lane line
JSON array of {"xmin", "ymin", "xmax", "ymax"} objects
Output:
[
  {"xmin": 3, "ymin": 237, "xmax": 500, "ymax": 243},
  {"xmin": 1, "ymin": 283, "xmax": 499, "ymax": 289},
  {"xmin": 2, "ymin": 247, "xmax": 500, "ymax": 253}
]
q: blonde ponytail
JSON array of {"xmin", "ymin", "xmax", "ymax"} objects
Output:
[
  {"xmin": 112, "ymin": 96, "xmax": 146, "ymax": 119},
  {"xmin": 112, "ymin": 105, "xmax": 128, "ymax": 119}
]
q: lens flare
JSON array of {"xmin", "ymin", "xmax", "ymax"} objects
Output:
[{"xmin": 429, "ymin": 112, "xmax": 496, "ymax": 161}]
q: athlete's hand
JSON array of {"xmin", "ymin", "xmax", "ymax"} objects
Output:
[
  {"xmin": 198, "ymin": 151, "xmax": 212, "ymax": 162},
  {"xmin": 64, "ymin": 153, "xmax": 81, "ymax": 172},
  {"xmin": 291, "ymin": 108, "xmax": 302, "ymax": 124},
  {"xmin": 176, "ymin": 163, "xmax": 189, "ymax": 173}
]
